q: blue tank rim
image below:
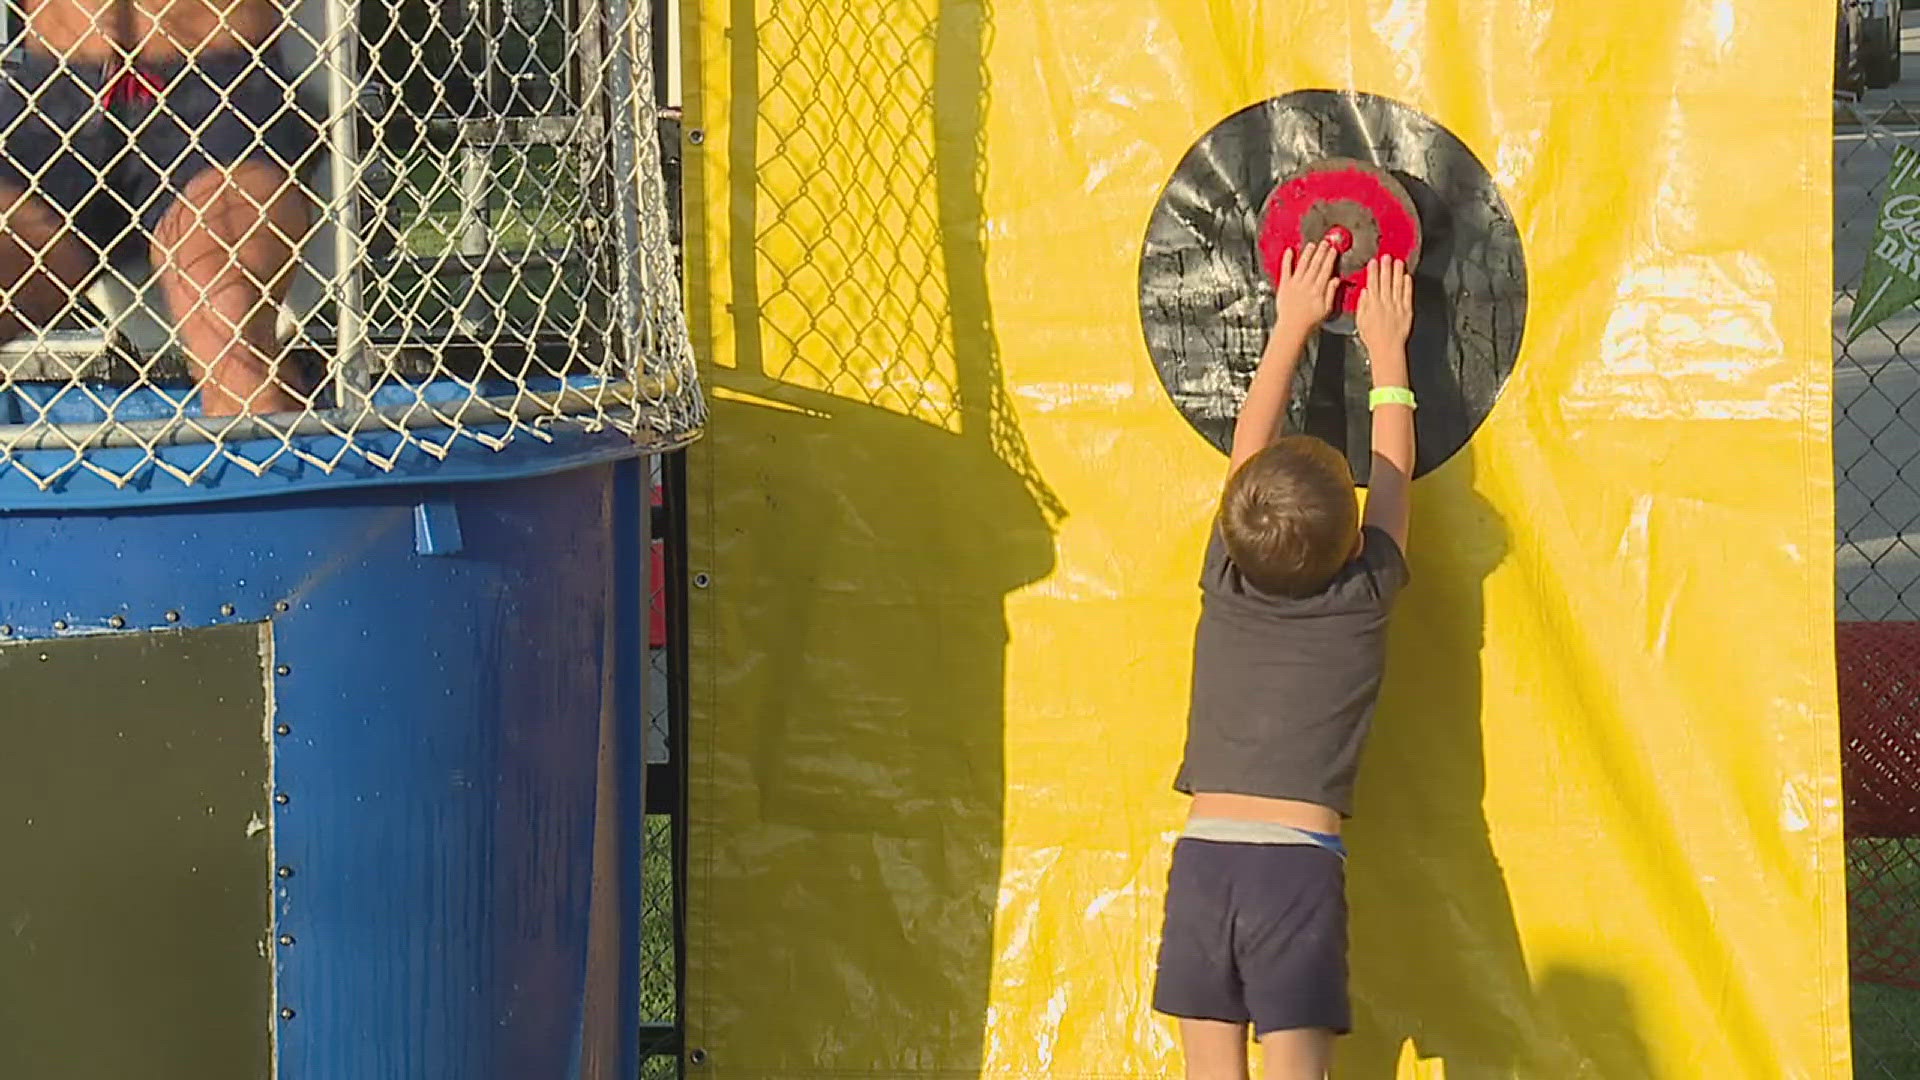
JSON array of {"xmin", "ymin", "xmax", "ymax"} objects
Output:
[{"xmin": 0, "ymin": 378, "xmax": 682, "ymax": 513}]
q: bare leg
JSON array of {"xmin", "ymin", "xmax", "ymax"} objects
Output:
[
  {"xmin": 1180, "ymin": 1019, "xmax": 1250, "ymax": 1080},
  {"xmin": 152, "ymin": 161, "xmax": 309, "ymax": 417},
  {"xmin": 0, "ymin": 185, "xmax": 93, "ymax": 346},
  {"xmin": 1259, "ymin": 1027, "xmax": 1334, "ymax": 1080}
]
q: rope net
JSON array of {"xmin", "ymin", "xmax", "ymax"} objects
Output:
[{"xmin": 0, "ymin": 0, "xmax": 702, "ymax": 489}]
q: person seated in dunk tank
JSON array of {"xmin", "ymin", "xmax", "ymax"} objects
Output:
[{"xmin": 0, "ymin": 0, "xmax": 316, "ymax": 416}]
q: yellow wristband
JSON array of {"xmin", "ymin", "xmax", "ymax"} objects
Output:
[{"xmin": 1369, "ymin": 386, "xmax": 1417, "ymax": 411}]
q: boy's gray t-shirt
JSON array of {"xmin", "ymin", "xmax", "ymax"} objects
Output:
[{"xmin": 1173, "ymin": 522, "xmax": 1410, "ymax": 817}]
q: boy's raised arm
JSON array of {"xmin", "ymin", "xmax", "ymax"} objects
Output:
[
  {"xmin": 1229, "ymin": 240, "xmax": 1341, "ymax": 473},
  {"xmin": 1355, "ymin": 257, "xmax": 1417, "ymax": 553}
]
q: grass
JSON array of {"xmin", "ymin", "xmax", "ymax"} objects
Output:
[
  {"xmin": 641, "ymin": 814, "xmax": 680, "ymax": 1077},
  {"xmin": 642, "ymin": 814, "xmax": 677, "ymax": 1024},
  {"xmin": 1855, "ymin": 981, "xmax": 1920, "ymax": 1078},
  {"xmin": 1850, "ymin": 837, "xmax": 1920, "ymax": 1076}
]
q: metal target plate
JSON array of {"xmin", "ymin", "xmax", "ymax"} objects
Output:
[{"xmin": 1137, "ymin": 90, "xmax": 1528, "ymax": 481}]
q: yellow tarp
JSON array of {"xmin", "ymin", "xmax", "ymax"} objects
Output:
[{"xmin": 681, "ymin": 1, "xmax": 1846, "ymax": 1075}]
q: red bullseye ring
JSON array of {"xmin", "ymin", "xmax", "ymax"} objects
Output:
[{"xmin": 1257, "ymin": 158, "xmax": 1422, "ymax": 317}]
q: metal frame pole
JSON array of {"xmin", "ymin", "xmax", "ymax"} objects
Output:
[
  {"xmin": 600, "ymin": 0, "xmax": 652, "ymax": 378},
  {"xmin": 609, "ymin": 452, "xmax": 652, "ymax": 1078},
  {"xmin": 323, "ymin": 0, "xmax": 371, "ymax": 408}
]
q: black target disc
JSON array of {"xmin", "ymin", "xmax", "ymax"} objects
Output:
[{"xmin": 1137, "ymin": 90, "xmax": 1527, "ymax": 482}]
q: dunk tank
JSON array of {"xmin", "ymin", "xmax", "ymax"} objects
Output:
[{"xmin": 0, "ymin": 0, "xmax": 701, "ymax": 1076}]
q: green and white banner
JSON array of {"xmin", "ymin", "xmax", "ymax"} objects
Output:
[{"xmin": 1850, "ymin": 143, "xmax": 1920, "ymax": 343}]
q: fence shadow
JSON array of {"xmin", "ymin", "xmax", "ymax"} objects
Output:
[{"xmin": 683, "ymin": 0, "xmax": 1060, "ymax": 1071}]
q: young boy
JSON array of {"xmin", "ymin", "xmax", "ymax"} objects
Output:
[{"xmin": 1152, "ymin": 240, "xmax": 1417, "ymax": 1080}]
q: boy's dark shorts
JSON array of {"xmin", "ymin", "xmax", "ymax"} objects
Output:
[
  {"xmin": 0, "ymin": 46, "xmax": 319, "ymax": 262},
  {"xmin": 1152, "ymin": 838, "xmax": 1351, "ymax": 1036}
]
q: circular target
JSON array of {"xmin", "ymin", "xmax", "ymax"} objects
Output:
[
  {"xmin": 1258, "ymin": 157, "xmax": 1422, "ymax": 327},
  {"xmin": 1137, "ymin": 90, "xmax": 1527, "ymax": 481}
]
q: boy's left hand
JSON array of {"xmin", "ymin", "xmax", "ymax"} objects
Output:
[
  {"xmin": 1272, "ymin": 240, "xmax": 1341, "ymax": 344},
  {"xmin": 1355, "ymin": 256, "xmax": 1415, "ymax": 364}
]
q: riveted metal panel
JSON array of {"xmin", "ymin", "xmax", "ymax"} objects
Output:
[{"xmin": 0, "ymin": 624, "xmax": 273, "ymax": 1080}]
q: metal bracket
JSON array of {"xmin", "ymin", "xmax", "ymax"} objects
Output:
[{"xmin": 413, "ymin": 498, "xmax": 465, "ymax": 557}]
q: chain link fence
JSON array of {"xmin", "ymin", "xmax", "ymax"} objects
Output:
[
  {"xmin": 0, "ymin": 0, "xmax": 701, "ymax": 491},
  {"xmin": 1835, "ymin": 88, "xmax": 1920, "ymax": 1079}
]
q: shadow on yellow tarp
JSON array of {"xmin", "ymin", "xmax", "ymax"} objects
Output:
[
  {"xmin": 681, "ymin": 0, "xmax": 1847, "ymax": 1076},
  {"xmin": 682, "ymin": 0, "xmax": 1060, "ymax": 1070}
]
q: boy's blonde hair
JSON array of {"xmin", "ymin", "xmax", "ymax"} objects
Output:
[{"xmin": 1220, "ymin": 435, "xmax": 1359, "ymax": 597}]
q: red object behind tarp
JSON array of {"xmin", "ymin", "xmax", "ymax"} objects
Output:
[
  {"xmin": 1836, "ymin": 621, "xmax": 1920, "ymax": 990},
  {"xmin": 1837, "ymin": 622, "xmax": 1920, "ymax": 839}
]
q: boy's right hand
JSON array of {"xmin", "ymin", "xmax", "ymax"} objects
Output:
[
  {"xmin": 1355, "ymin": 256, "xmax": 1414, "ymax": 376},
  {"xmin": 1271, "ymin": 240, "xmax": 1341, "ymax": 345}
]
